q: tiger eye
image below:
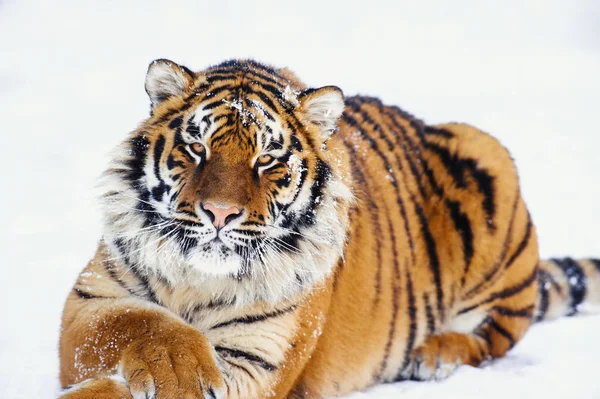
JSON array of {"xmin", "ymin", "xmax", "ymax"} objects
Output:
[
  {"xmin": 257, "ymin": 154, "xmax": 274, "ymax": 166},
  {"xmin": 190, "ymin": 143, "xmax": 205, "ymax": 155}
]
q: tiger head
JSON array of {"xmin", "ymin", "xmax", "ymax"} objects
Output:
[{"xmin": 101, "ymin": 59, "xmax": 353, "ymax": 303}]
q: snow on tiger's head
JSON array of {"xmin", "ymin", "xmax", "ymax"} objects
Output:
[{"xmin": 99, "ymin": 59, "xmax": 353, "ymax": 304}]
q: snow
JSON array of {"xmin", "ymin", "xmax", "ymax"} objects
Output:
[{"xmin": 0, "ymin": 0, "xmax": 599, "ymax": 398}]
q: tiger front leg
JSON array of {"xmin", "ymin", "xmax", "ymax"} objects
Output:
[
  {"xmin": 59, "ymin": 298, "xmax": 225, "ymax": 399},
  {"xmin": 119, "ymin": 321, "xmax": 225, "ymax": 399}
]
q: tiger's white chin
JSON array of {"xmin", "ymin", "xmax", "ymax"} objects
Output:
[{"xmin": 185, "ymin": 244, "xmax": 242, "ymax": 277}]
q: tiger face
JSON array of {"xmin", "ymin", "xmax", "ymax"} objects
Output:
[{"xmin": 100, "ymin": 59, "xmax": 353, "ymax": 303}]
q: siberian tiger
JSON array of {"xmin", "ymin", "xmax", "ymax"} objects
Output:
[{"xmin": 59, "ymin": 59, "xmax": 599, "ymax": 399}]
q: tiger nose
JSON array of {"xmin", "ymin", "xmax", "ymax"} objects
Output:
[{"xmin": 202, "ymin": 203, "xmax": 242, "ymax": 229}]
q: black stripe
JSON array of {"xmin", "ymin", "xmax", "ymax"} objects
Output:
[
  {"xmin": 245, "ymin": 96, "xmax": 274, "ymax": 121},
  {"xmin": 505, "ymin": 217, "xmax": 533, "ymax": 269},
  {"xmin": 166, "ymin": 154, "xmax": 185, "ymax": 170},
  {"xmin": 475, "ymin": 317, "xmax": 493, "ymax": 347},
  {"xmin": 206, "ymin": 388, "xmax": 217, "ymax": 399},
  {"xmin": 202, "ymin": 98, "xmax": 228, "ymax": 110},
  {"xmin": 129, "ymin": 267, "xmax": 160, "ymax": 304},
  {"xmin": 415, "ymin": 204, "xmax": 445, "ymax": 321},
  {"xmin": 220, "ymin": 357, "xmax": 256, "ymax": 380},
  {"xmin": 207, "ymin": 123, "xmax": 234, "ymax": 146},
  {"xmin": 207, "ymin": 65, "xmax": 284, "ymax": 88},
  {"xmin": 535, "ymin": 269, "xmax": 552, "ymax": 321},
  {"xmin": 168, "ymin": 116, "xmax": 183, "ymax": 130},
  {"xmin": 290, "ymin": 135, "xmax": 303, "ymax": 152},
  {"xmin": 493, "ymin": 305, "xmax": 534, "ymax": 318},
  {"xmin": 184, "ymin": 297, "xmax": 235, "ymax": 322},
  {"xmin": 240, "ymin": 64, "xmax": 287, "ymax": 86},
  {"xmin": 185, "ymin": 117, "xmax": 202, "ymax": 138},
  {"xmin": 250, "ymin": 89, "xmax": 281, "ymax": 120},
  {"xmin": 489, "ymin": 319, "xmax": 515, "ymax": 347},
  {"xmin": 378, "ymin": 206, "xmax": 401, "ymax": 376},
  {"xmin": 112, "ymin": 237, "xmax": 131, "ymax": 266},
  {"xmin": 400, "ymin": 268, "xmax": 417, "ymax": 373},
  {"xmin": 276, "ymin": 159, "xmax": 311, "ymax": 239},
  {"xmin": 151, "ymin": 183, "xmax": 167, "ymax": 202},
  {"xmin": 103, "ymin": 262, "xmax": 137, "ymax": 297},
  {"xmin": 552, "ymin": 258, "xmax": 587, "ymax": 315},
  {"xmin": 212, "ymin": 59, "xmax": 277, "ymax": 74},
  {"xmin": 463, "ymin": 192, "xmax": 520, "ymax": 299},
  {"xmin": 249, "ymin": 81, "xmax": 283, "ymax": 102},
  {"xmin": 345, "ymin": 99, "xmax": 394, "ymax": 149},
  {"xmin": 423, "ymin": 293, "xmax": 436, "ymax": 335},
  {"xmin": 288, "ymin": 159, "xmax": 308, "ymax": 205},
  {"xmin": 215, "ymin": 346, "xmax": 277, "ymax": 371},
  {"xmin": 424, "ymin": 141, "xmax": 496, "ymax": 229},
  {"xmin": 73, "ymin": 288, "xmax": 105, "ymax": 300},
  {"xmin": 124, "ymin": 134, "xmax": 150, "ymax": 182},
  {"xmin": 378, "ymin": 105, "xmax": 439, "ymax": 201},
  {"xmin": 541, "ymin": 266, "xmax": 562, "ymax": 293},
  {"xmin": 446, "ymin": 199, "xmax": 474, "ymax": 275},
  {"xmin": 153, "ymin": 135, "xmax": 166, "ymax": 183},
  {"xmin": 210, "ymin": 305, "xmax": 297, "ymax": 330},
  {"xmin": 186, "ymin": 83, "xmax": 210, "ymax": 98},
  {"xmin": 474, "ymin": 337, "xmax": 487, "ymax": 362},
  {"xmin": 229, "ymin": 229, "xmax": 263, "ymax": 237},
  {"xmin": 424, "ymin": 126, "xmax": 454, "ymax": 138},
  {"xmin": 457, "ymin": 266, "xmax": 538, "ymax": 315},
  {"xmin": 176, "ymin": 146, "xmax": 195, "ymax": 163},
  {"xmin": 156, "ymin": 101, "xmax": 194, "ymax": 123},
  {"xmin": 201, "ymin": 84, "xmax": 234, "ymax": 99},
  {"xmin": 205, "ymin": 73, "xmax": 237, "ymax": 83},
  {"xmin": 303, "ymin": 158, "xmax": 332, "ymax": 226}
]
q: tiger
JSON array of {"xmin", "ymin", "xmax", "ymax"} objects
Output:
[{"xmin": 58, "ymin": 59, "xmax": 600, "ymax": 399}]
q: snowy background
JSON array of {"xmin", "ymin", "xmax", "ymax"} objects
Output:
[{"xmin": 1, "ymin": 1, "xmax": 599, "ymax": 398}]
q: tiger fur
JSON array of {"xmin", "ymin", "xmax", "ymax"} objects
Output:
[{"xmin": 58, "ymin": 59, "xmax": 600, "ymax": 399}]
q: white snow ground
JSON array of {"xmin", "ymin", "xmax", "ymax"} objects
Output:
[{"xmin": 0, "ymin": 1, "xmax": 599, "ymax": 398}]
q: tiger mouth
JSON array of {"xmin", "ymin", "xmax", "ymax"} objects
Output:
[
  {"xmin": 200, "ymin": 237, "xmax": 233, "ymax": 255},
  {"xmin": 199, "ymin": 238, "xmax": 234, "ymax": 256}
]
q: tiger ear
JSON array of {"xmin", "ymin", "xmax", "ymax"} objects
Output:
[
  {"xmin": 145, "ymin": 59, "xmax": 195, "ymax": 108},
  {"xmin": 299, "ymin": 86, "xmax": 345, "ymax": 140}
]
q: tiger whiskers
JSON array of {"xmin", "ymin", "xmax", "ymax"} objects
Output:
[
  {"xmin": 265, "ymin": 224, "xmax": 330, "ymax": 244},
  {"xmin": 101, "ymin": 220, "xmax": 184, "ymax": 277},
  {"xmin": 102, "ymin": 218, "xmax": 174, "ymax": 240},
  {"xmin": 119, "ymin": 223, "xmax": 186, "ymax": 282}
]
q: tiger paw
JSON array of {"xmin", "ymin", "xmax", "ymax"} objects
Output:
[
  {"xmin": 121, "ymin": 322, "xmax": 225, "ymax": 399},
  {"xmin": 408, "ymin": 333, "xmax": 486, "ymax": 381}
]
